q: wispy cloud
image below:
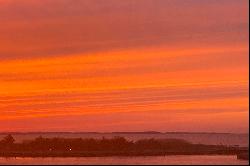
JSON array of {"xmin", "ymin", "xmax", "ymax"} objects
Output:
[{"xmin": 0, "ymin": 0, "xmax": 248, "ymax": 132}]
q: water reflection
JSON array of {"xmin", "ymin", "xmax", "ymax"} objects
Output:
[{"xmin": 0, "ymin": 155, "xmax": 248, "ymax": 165}]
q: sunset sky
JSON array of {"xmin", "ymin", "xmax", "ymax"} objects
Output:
[{"xmin": 0, "ymin": 0, "xmax": 249, "ymax": 133}]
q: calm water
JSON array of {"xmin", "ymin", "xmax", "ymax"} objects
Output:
[
  {"xmin": 0, "ymin": 133, "xmax": 248, "ymax": 147},
  {"xmin": 0, "ymin": 155, "xmax": 248, "ymax": 165}
]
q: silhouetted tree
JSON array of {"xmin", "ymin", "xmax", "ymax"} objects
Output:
[{"xmin": 1, "ymin": 134, "xmax": 15, "ymax": 145}]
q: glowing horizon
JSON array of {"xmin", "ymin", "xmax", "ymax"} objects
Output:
[{"xmin": 0, "ymin": 0, "xmax": 249, "ymax": 133}]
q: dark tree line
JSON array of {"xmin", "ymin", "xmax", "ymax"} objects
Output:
[{"xmin": 0, "ymin": 134, "xmax": 227, "ymax": 153}]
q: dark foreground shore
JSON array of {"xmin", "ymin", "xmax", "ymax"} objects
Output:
[
  {"xmin": 0, "ymin": 150, "xmax": 249, "ymax": 158},
  {"xmin": 0, "ymin": 135, "xmax": 248, "ymax": 160}
]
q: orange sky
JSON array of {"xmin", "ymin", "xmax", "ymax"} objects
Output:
[{"xmin": 0, "ymin": 0, "xmax": 249, "ymax": 133}]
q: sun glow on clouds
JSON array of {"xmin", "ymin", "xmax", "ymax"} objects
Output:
[
  {"xmin": 0, "ymin": 45, "xmax": 248, "ymax": 132},
  {"xmin": 0, "ymin": 0, "xmax": 248, "ymax": 132}
]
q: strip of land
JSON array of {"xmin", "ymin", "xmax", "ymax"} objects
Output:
[{"xmin": 0, "ymin": 135, "xmax": 248, "ymax": 159}]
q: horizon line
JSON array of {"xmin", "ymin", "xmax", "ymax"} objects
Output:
[{"xmin": 0, "ymin": 131, "xmax": 248, "ymax": 135}]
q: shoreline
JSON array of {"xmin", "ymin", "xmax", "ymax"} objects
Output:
[
  {"xmin": 0, "ymin": 151, "xmax": 247, "ymax": 158},
  {"xmin": 0, "ymin": 155, "xmax": 248, "ymax": 166},
  {"xmin": 0, "ymin": 149, "xmax": 248, "ymax": 159},
  {"xmin": 0, "ymin": 135, "xmax": 248, "ymax": 160},
  {"xmin": 0, "ymin": 153, "xmax": 248, "ymax": 161}
]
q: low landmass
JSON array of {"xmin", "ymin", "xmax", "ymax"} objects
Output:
[{"xmin": 0, "ymin": 135, "xmax": 248, "ymax": 160}]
